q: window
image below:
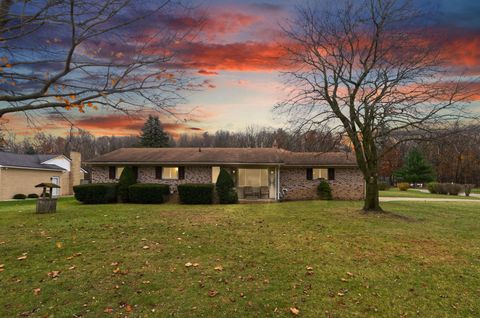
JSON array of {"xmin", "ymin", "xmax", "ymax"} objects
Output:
[
  {"xmin": 116, "ymin": 166, "xmax": 124, "ymax": 179},
  {"xmin": 212, "ymin": 166, "xmax": 220, "ymax": 183},
  {"xmin": 313, "ymin": 168, "xmax": 328, "ymax": 179},
  {"xmin": 238, "ymin": 169, "xmax": 268, "ymax": 187},
  {"xmin": 162, "ymin": 167, "xmax": 179, "ymax": 180}
]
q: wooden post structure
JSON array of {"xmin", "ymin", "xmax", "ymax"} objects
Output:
[{"xmin": 35, "ymin": 183, "xmax": 60, "ymax": 213}]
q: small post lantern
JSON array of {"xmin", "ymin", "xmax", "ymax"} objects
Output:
[{"xmin": 35, "ymin": 182, "xmax": 60, "ymax": 213}]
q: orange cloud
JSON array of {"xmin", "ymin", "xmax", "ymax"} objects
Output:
[
  {"xmin": 73, "ymin": 114, "xmax": 204, "ymax": 138},
  {"xmin": 198, "ymin": 69, "xmax": 219, "ymax": 76},
  {"xmin": 175, "ymin": 41, "xmax": 286, "ymax": 71}
]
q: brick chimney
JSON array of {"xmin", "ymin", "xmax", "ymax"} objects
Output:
[{"xmin": 69, "ymin": 151, "xmax": 82, "ymax": 194}]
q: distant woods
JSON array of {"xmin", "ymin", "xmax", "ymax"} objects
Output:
[{"xmin": 1, "ymin": 122, "xmax": 478, "ymax": 185}]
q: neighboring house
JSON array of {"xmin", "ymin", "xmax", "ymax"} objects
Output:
[
  {"xmin": 0, "ymin": 151, "xmax": 84, "ymax": 200},
  {"xmin": 87, "ymin": 147, "xmax": 364, "ymax": 201}
]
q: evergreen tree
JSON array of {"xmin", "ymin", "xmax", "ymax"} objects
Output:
[
  {"xmin": 216, "ymin": 168, "xmax": 238, "ymax": 204},
  {"xmin": 140, "ymin": 115, "xmax": 170, "ymax": 147},
  {"xmin": 394, "ymin": 149, "xmax": 435, "ymax": 185},
  {"xmin": 118, "ymin": 166, "xmax": 137, "ymax": 202}
]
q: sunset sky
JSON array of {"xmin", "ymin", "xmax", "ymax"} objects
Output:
[{"xmin": 3, "ymin": 0, "xmax": 480, "ymax": 138}]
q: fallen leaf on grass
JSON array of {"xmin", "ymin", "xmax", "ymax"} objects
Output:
[
  {"xmin": 55, "ymin": 242, "xmax": 63, "ymax": 249},
  {"xmin": 142, "ymin": 245, "xmax": 150, "ymax": 250},
  {"xmin": 185, "ymin": 262, "xmax": 193, "ymax": 267},
  {"xmin": 104, "ymin": 307, "xmax": 113, "ymax": 313},
  {"xmin": 111, "ymin": 262, "xmax": 119, "ymax": 266},
  {"xmin": 66, "ymin": 252, "xmax": 82, "ymax": 260},
  {"xmin": 306, "ymin": 266, "xmax": 313, "ymax": 271},
  {"xmin": 290, "ymin": 307, "xmax": 300, "ymax": 315},
  {"xmin": 341, "ymin": 278, "xmax": 348, "ymax": 282},
  {"xmin": 68, "ymin": 266, "xmax": 76, "ymax": 270},
  {"xmin": 125, "ymin": 304, "xmax": 133, "ymax": 312},
  {"xmin": 0, "ymin": 268, "xmax": 4, "ymax": 273},
  {"xmin": 33, "ymin": 288, "xmax": 41, "ymax": 295},
  {"xmin": 48, "ymin": 271, "xmax": 60, "ymax": 278},
  {"xmin": 214, "ymin": 265, "xmax": 223, "ymax": 271},
  {"xmin": 346, "ymin": 272, "xmax": 354, "ymax": 277},
  {"xmin": 0, "ymin": 241, "xmax": 5, "ymax": 245},
  {"xmin": 208, "ymin": 290, "xmax": 219, "ymax": 297},
  {"xmin": 17, "ymin": 255, "xmax": 27, "ymax": 261},
  {"xmin": 337, "ymin": 292, "xmax": 345, "ymax": 296}
]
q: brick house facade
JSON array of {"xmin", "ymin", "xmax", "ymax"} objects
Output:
[{"xmin": 88, "ymin": 147, "xmax": 365, "ymax": 201}]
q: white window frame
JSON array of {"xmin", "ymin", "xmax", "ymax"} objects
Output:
[
  {"xmin": 313, "ymin": 168, "xmax": 328, "ymax": 180},
  {"xmin": 238, "ymin": 168, "xmax": 269, "ymax": 187},
  {"xmin": 212, "ymin": 166, "xmax": 220, "ymax": 183},
  {"xmin": 162, "ymin": 167, "xmax": 179, "ymax": 180}
]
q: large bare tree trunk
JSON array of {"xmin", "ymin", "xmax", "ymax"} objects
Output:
[{"xmin": 364, "ymin": 177, "xmax": 381, "ymax": 212}]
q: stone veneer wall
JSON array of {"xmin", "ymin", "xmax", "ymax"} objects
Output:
[
  {"xmin": 92, "ymin": 165, "xmax": 364, "ymax": 201},
  {"xmin": 91, "ymin": 166, "xmax": 212, "ymax": 190},
  {"xmin": 280, "ymin": 167, "xmax": 364, "ymax": 200}
]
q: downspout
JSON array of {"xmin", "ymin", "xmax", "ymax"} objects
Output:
[{"xmin": 277, "ymin": 165, "xmax": 281, "ymax": 200}]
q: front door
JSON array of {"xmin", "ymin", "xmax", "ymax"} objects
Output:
[{"xmin": 51, "ymin": 177, "xmax": 60, "ymax": 197}]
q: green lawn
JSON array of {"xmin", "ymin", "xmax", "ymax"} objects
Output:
[
  {"xmin": 380, "ymin": 188, "xmax": 480, "ymax": 199},
  {"xmin": 1, "ymin": 198, "xmax": 480, "ymax": 317},
  {"xmin": 472, "ymin": 188, "xmax": 480, "ymax": 194}
]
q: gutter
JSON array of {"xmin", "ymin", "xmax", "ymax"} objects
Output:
[
  {"xmin": 86, "ymin": 162, "xmax": 358, "ymax": 168},
  {"xmin": 0, "ymin": 165, "xmax": 65, "ymax": 172}
]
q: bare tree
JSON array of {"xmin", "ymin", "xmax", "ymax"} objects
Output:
[
  {"xmin": 0, "ymin": 0, "xmax": 197, "ymax": 119},
  {"xmin": 276, "ymin": 0, "xmax": 477, "ymax": 211}
]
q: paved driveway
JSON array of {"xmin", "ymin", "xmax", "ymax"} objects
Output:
[{"xmin": 380, "ymin": 197, "xmax": 480, "ymax": 202}]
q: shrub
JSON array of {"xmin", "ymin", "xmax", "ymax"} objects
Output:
[
  {"xmin": 445, "ymin": 183, "xmax": 463, "ymax": 196},
  {"xmin": 178, "ymin": 183, "xmax": 214, "ymax": 204},
  {"xmin": 378, "ymin": 182, "xmax": 390, "ymax": 191},
  {"xmin": 437, "ymin": 183, "xmax": 449, "ymax": 195},
  {"xmin": 216, "ymin": 168, "xmax": 238, "ymax": 204},
  {"xmin": 27, "ymin": 193, "xmax": 39, "ymax": 198},
  {"xmin": 118, "ymin": 167, "xmax": 137, "ymax": 202},
  {"xmin": 464, "ymin": 184, "xmax": 474, "ymax": 197},
  {"xmin": 317, "ymin": 181, "xmax": 332, "ymax": 200},
  {"xmin": 427, "ymin": 182, "xmax": 439, "ymax": 194},
  {"xmin": 128, "ymin": 184, "xmax": 170, "ymax": 204},
  {"xmin": 13, "ymin": 193, "xmax": 26, "ymax": 200},
  {"xmin": 397, "ymin": 182, "xmax": 410, "ymax": 191},
  {"xmin": 73, "ymin": 183, "xmax": 118, "ymax": 204}
]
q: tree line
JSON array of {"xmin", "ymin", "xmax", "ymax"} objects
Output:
[{"xmin": 1, "ymin": 115, "xmax": 479, "ymax": 185}]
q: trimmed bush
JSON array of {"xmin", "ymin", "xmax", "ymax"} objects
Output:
[
  {"xmin": 178, "ymin": 183, "xmax": 214, "ymax": 204},
  {"xmin": 128, "ymin": 184, "xmax": 170, "ymax": 204},
  {"xmin": 445, "ymin": 183, "xmax": 463, "ymax": 196},
  {"xmin": 73, "ymin": 183, "xmax": 118, "ymax": 204},
  {"xmin": 378, "ymin": 182, "xmax": 390, "ymax": 191},
  {"xmin": 27, "ymin": 193, "xmax": 39, "ymax": 198},
  {"xmin": 464, "ymin": 184, "xmax": 474, "ymax": 197},
  {"xmin": 428, "ymin": 182, "xmax": 463, "ymax": 195},
  {"xmin": 216, "ymin": 168, "xmax": 238, "ymax": 204},
  {"xmin": 397, "ymin": 182, "xmax": 410, "ymax": 191},
  {"xmin": 13, "ymin": 193, "xmax": 26, "ymax": 200},
  {"xmin": 317, "ymin": 181, "xmax": 332, "ymax": 200},
  {"xmin": 427, "ymin": 182, "xmax": 439, "ymax": 194},
  {"xmin": 118, "ymin": 167, "xmax": 137, "ymax": 202}
]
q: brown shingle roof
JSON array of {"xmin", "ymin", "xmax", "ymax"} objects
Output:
[{"xmin": 87, "ymin": 148, "xmax": 357, "ymax": 167}]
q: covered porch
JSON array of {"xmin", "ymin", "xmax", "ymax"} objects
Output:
[{"xmin": 232, "ymin": 166, "xmax": 280, "ymax": 201}]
